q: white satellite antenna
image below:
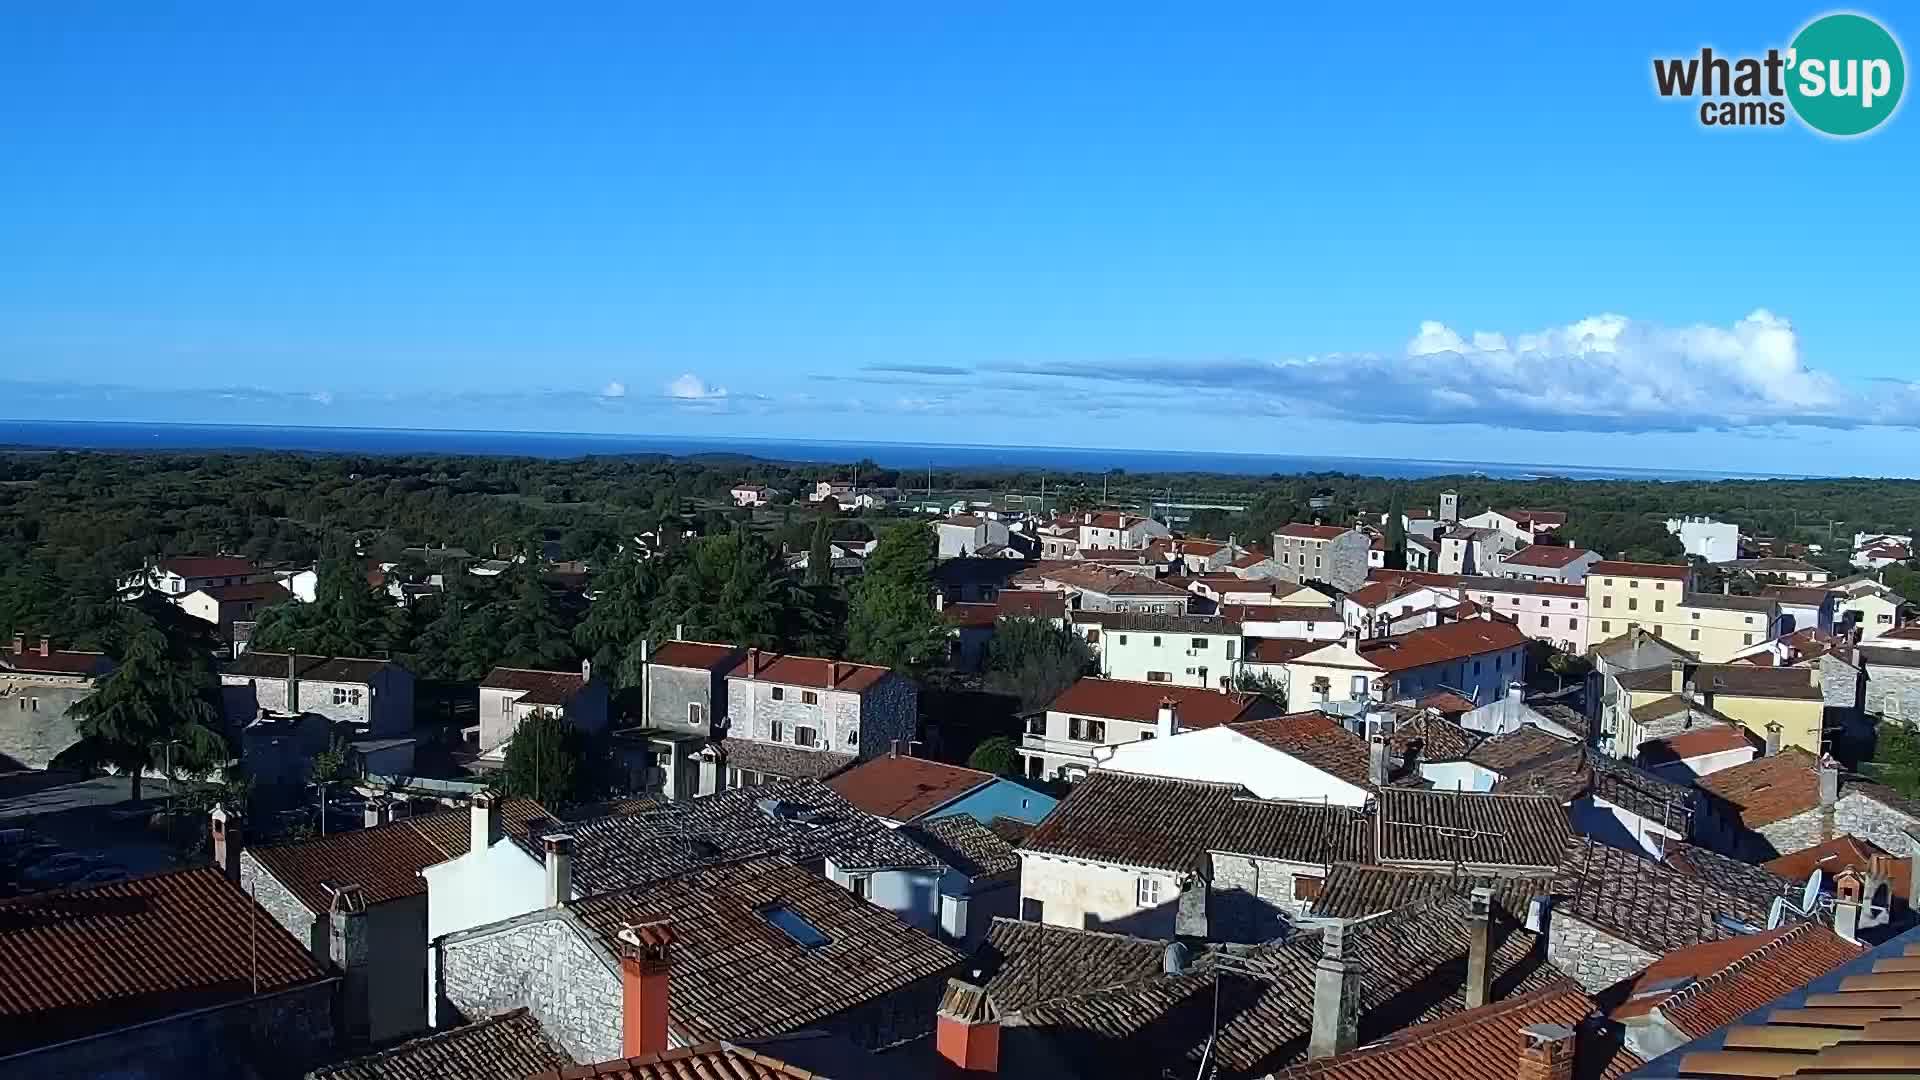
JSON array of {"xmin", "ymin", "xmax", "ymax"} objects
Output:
[{"xmin": 1768, "ymin": 870, "xmax": 1824, "ymax": 929}]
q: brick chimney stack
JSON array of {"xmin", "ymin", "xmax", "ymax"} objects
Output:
[
  {"xmin": 37, "ymin": 637, "xmax": 49, "ymax": 657},
  {"xmin": 617, "ymin": 918, "xmax": 675, "ymax": 1058},
  {"xmin": 1466, "ymin": 887, "xmax": 1493, "ymax": 1009},
  {"xmin": 829, "ymin": 661, "xmax": 842, "ymax": 688},
  {"xmin": 935, "ymin": 978, "xmax": 1001, "ymax": 1074},
  {"xmin": 470, "ymin": 792, "xmax": 503, "ymax": 854},
  {"xmin": 1515, "ymin": 1023, "xmax": 1577, "ymax": 1080},
  {"xmin": 1308, "ymin": 922, "xmax": 1360, "ymax": 1060},
  {"xmin": 210, "ymin": 803, "xmax": 241, "ymax": 883},
  {"xmin": 747, "ymin": 647, "xmax": 761, "ymax": 678}
]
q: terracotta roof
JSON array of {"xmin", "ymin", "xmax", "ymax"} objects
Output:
[
  {"xmin": 1245, "ymin": 638, "xmax": 1323, "ymax": 664},
  {"xmin": 1461, "ymin": 575, "xmax": 1587, "ymax": 599},
  {"xmin": 308, "ymin": 1008, "xmax": 572, "ymax": 1080},
  {"xmin": 1550, "ymin": 840, "xmax": 1775, "ymax": 956},
  {"xmin": 1228, "ymin": 712, "xmax": 1418, "ymax": 789},
  {"xmin": 1590, "ymin": 561, "xmax": 1691, "ymax": 580},
  {"xmin": 0, "ymin": 866, "xmax": 331, "ymax": 1056},
  {"xmin": 1626, "ymin": 694, "xmax": 1737, "ymax": 727},
  {"xmin": 1019, "ymin": 771, "xmax": 1370, "ymax": 873},
  {"xmin": 226, "ymin": 650, "xmax": 396, "ymax": 684},
  {"xmin": 711, "ymin": 737, "xmax": 858, "ymax": 782},
  {"xmin": 196, "ymin": 580, "xmax": 292, "ymax": 603},
  {"xmin": 1309, "ymin": 863, "xmax": 1552, "ymax": 921},
  {"xmin": 1048, "ymin": 677, "xmax": 1270, "ymax": 729},
  {"xmin": 0, "ymin": 638, "xmax": 111, "ymax": 676},
  {"xmin": 994, "ymin": 590, "xmax": 1066, "ymax": 620},
  {"xmin": 1658, "ymin": 842, "xmax": 1796, "ymax": 909},
  {"xmin": 1375, "ymin": 787, "xmax": 1572, "ymax": 870},
  {"xmin": 647, "ymin": 641, "xmax": 740, "ymax": 670},
  {"xmin": 1468, "ymin": 726, "xmax": 1579, "ymax": 772},
  {"xmin": 1502, "ymin": 545, "xmax": 1596, "ymax": 569},
  {"xmin": 480, "ymin": 666, "xmax": 587, "ymax": 706},
  {"xmin": 1493, "ymin": 748, "xmax": 1696, "ymax": 827},
  {"xmin": 1618, "ymin": 663, "xmax": 1824, "ymax": 700},
  {"xmin": 1762, "ymin": 835, "xmax": 1913, "ymax": 901},
  {"xmin": 908, "ymin": 814, "xmax": 1022, "ymax": 878},
  {"xmin": 1388, "ymin": 708, "xmax": 1480, "ymax": 763},
  {"xmin": 1271, "ymin": 980, "xmax": 1640, "ymax": 1080},
  {"xmin": 1221, "ymin": 603, "xmax": 1341, "ymax": 622},
  {"xmin": 1637, "ymin": 725, "xmax": 1760, "ymax": 764},
  {"xmin": 1350, "ymin": 618, "xmax": 1530, "ymax": 673},
  {"xmin": 942, "ymin": 601, "xmax": 999, "ymax": 628},
  {"xmin": 1608, "ymin": 922, "xmax": 1863, "ymax": 1040},
  {"xmin": 998, "ymin": 890, "xmax": 1565, "ymax": 1080},
  {"xmin": 1079, "ymin": 610, "xmax": 1228, "ymax": 634},
  {"xmin": 1032, "ymin": 564, "xmax": 1189, "ymax": 597},
  {"xmin": 568, "ymin": 855, "xmax": 963, "ymax": 1046},
  {"xmin": 825, "ymin": 755, "xmax": 995, "ymax": 821},
  {"xmin": 1757, "ymin": 585, "xmax": 1833, "ymax": 606},
  {"xmin": 1277, "ymin": 523, "xmax": 1355, "ymax": 541},
  {"xmin": 529, "ymin": 1034, "xmax": 874, "ymax": 1080},
  {"xmin": 1343, "ymin": 578, "xmax": 1431, "ymax": 609},
  {"xmin": 1508, "ymin": 509, "xmax": 1570, "ymax": 527},
  {"xmin": 156, "ymin": 555, "xmax": 262, "ymax": 578},
  {"xmin": 973, "ymin": 917, "xmax": 1169, "ymax": 1012},
  {"xmin": 726, "ymin": 652, "xmax": 893, "ymax": 691},
  {"xmin": 1694, "ymin": 749, "xmax": 1828, "ymax": 828}
]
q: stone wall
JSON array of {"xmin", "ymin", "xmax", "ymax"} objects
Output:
[
  {"xmin": 241, "ymin": 852, "xmax": 324, "ymax": 958},
  {"xmin": 814, "ymin": 971, "xmax": 945, "ymax": 1050},
  {"xmin": 1759, "ymin": 793, "xmax": 1920, "ymax": 858},
  {"xmin": 235, "ymin": 675, "xmax": 373, "ymax": 726},
  {"xmin": 0, "ymin": 981, "xmax": 335, "ymax": 1080},
  {"xmin": 0, "ymin": 675, "xmax": 93, "ymax": 769},
  {"xmin": 1545, "ymin": 913, "xmax": 1656, "ymax": 993},
  {"xmin": 1210, "ymin": 853, "xmax": 1314, "ymax": 943},
  {"xmin": 857, "ymin": 675, "xmax": 918, "ymax": 759},
  {"xmin": 1863, "ymin": 657, "xmax": 1920, "ymax": 724},
  {"xmin": 648, "ymin": 665, "xmax": 721, "ymax": 736},
  {"xmin": 439, "ymin": 909, "xmax": 622, "ymax": 1065}
]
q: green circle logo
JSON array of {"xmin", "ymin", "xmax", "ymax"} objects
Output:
[{"xmin": 1787, "ymin": 13, "xmax": 1906, "ymax": 136}]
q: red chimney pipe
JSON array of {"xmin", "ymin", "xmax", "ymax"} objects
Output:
[{"xmin": 618, "ymin": 919, "xmax": 674, "ymax": 1059}]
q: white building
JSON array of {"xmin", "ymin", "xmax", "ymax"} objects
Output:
[
  {"xmin": 1666, "ymin": 517, "xmax": 1742, "ymax": 563},
  {"xmin": 730, "ymin": 484, "xmax": 772, "ymax": 507},
  {"xmin": 1092, "ymin": 712, "xmax": 1376, "ymax": 805},
  {"xmin": 1022, "ymin": 677, "xmax": 1274, "ymax": 783},
  {"xmin": 1496, "ymin": 545, "xmax": 1603, "ymax": 585},
  {"xmin": 931, "ymin": 515, "xmax": 1012, "ymax": 559},
  {"xmin": 1280, "ymin": 619, "xmax": 1530, "ymax": 714},
  {"xmin": 121, "ymin": 554, "xmax": 273, "ymax": 596},
  {"xmin": 1341, "ymin": 579, "xmax": 1461, "ymax": 639},
  {"xmin": 1454, "ymin": 576, "xmax": 1590, "ymax": 653},
  {"xmin": 1435, "ymin": 526, "xmax": 1517, "ymax": 577},
  {"xmin": 1853, "ymin": 532, "xmax": 1913, "ymax": 570},
  {"xmin": 1058, "ymin": 511, "xmax": 1170, "ymax": 552},
  {"xmin": 1222, "ymin": 603, "xmax": 1345, "ymax": 643},
  {"xmin": 1459, "ymin": 508, "xmax": 1568, "ymax": 545},
  {"xmin": 477, "ymin": 663, "xmax": 610, "ymax": 761},
  {"xmin": 1080, "ymin": 611, "xmax": 1244, "ymax": 689}
]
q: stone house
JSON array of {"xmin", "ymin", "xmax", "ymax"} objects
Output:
[
  {"xmin": 1857, "ymin": 644, "xmax": 1920, "ymax": 724},
  {"xmin": 0, "ymin": 634, "xmax": 111, "ymax": 770},
  {"xmin": 120, "ymin": 553, "xmax": 275, "ymax": 597},
  {"xmin": 477, "ymin": 663, "xmax": 609, "ymax": 758},
  {"xmin": 223, "ymin": 651, "xmax": 417, "ymax": 737},
  {"xmin": 0, "ymin": 865, "xmax": 336, "ymax": 1080},
  {"xmin": 1495, "ymin": 544, "xmax": 1603, "ymax": 585},
  {"xmin": 1019, "ymin": 563, "xmax": 1191, "ymax": 615},
  {"xmin": 1272, "ymin": 523, "xmax": 1371, "ymax": 593},
  {"xmin": 1695, "ymin": 748, "xmax": 1920, "ymax": 860},
  {"xmin": 435, "ymin": 855, "xmax": 961, "ymax": 1064},
  {"xmin": 711, "ymin": 650, "xmax": 915, "ymax": 792},
  {"xmin": 624, "ymin": 640, "xmax": 740, "ymax": 800}
]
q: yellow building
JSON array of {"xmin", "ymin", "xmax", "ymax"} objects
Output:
[
  {"xmin": 1619, "ymin": 660, "xmax": 1828, "ymax": 755},
  {"xmin": 1585, "ymin": 560, "xmax": 1693, "ymax": 645},
  {"xmin": 1675, "ymin": 592, "xmax": 1780, "ymax": 662}
]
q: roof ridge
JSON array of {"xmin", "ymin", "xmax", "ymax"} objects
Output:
[
  {"xmin": 983, "ymin": 914, "xmax": 1171, "ymax": 947},
  {"xmin": 1652, "ymin": 922, "xmax": 1838, "ymax": 1016}
]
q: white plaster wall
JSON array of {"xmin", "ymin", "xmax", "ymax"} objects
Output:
[
  {"xmin": 1019, "ymin": 853, "xmax": 1181, "ymax": 935},
  {"xmin": 423, "ymin": 839, "xmax": 547, "ymax": 944},
  {"xmin": 1421, "ymin": 760, "xmax": 1499, "ymax": 792},
  {"xmin": 1094, "ymin": 727, "xmax": 1369, "ymax": 805}
]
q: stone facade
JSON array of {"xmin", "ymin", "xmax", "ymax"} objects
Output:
[
  {"xmin": 1862, "ymin": 656, "xmax": 1920, "ymax": 724},
  {"xmin": 1209, "ymin": 852, "xmax": 1318, "ymax": 943},
  {"xmin": 439, "ymin": 909, "xmax": 623, "ymax": 1065},
  {"xmin": 241, "ymin": 851, "xmax": 323, "ymax": 956},
  {"xmin": 224, "ymin": 667, "xmax": 414, "ymax": 736},
  {"xmin": 1545, "ymin": 912, "xmax": 1657, "ymax": 993},
  {"xmin": 0, "ymin": 981, "xmax": 335, "ymax": 1080},
  {"xmin": 725, "ymin": 673, "xmax": 916, "ymax": 761},
  {"xmin": 1758, "ymin": 793, "xmax": 1920, "ymax": 858},
  {"xmin": 0, "ymin": 674, "xmax": 93, "ymax": 769},
  {"xmin": 647, "ymin": 664, "xmax": 725, "ymax": 737}
]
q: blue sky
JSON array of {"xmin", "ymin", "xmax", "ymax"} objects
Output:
[{"xmin": 2, "ymin": 4, "xmax": 1916, "ymax": 473}]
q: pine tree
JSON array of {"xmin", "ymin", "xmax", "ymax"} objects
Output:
[
  {"xmin": 807, "ymin": 518, "xmax": 834, "ymax": 589},
  {"xmin": 847, "ymin": 522, "xmax": 946, "ymax": 670},
  {"xmin": 574, "ymin": 554, "xmax": 667, "ymax": 687},
  {"xmin": 500, "ymin": 709, "xmax": 590, "ymax": 806},
  {"xmin": 1384, "ymin": 490, "xmax": 1408, "ymax": 571}
]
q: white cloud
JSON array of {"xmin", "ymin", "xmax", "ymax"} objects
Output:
[
  {"xmin": 600, "ymin": 380, "xmax": 627, "ymax": 399},
  {"xmin": 665, "ymin": 373, "xmax": 728, "ymax": 400},
  {"xmin": 310, "ymin": 390, "xmax": 335, "ymax": 406},
  {"xmin": 988, "ymin": 310, "xmax": 1882, "ymax": 433}
]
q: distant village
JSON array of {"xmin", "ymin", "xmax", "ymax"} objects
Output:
[{"xmin": 5, "ymin": 476, "xmax": 1920, "ymax": 1080}]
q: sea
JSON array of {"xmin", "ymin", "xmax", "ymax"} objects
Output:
[{"xmin": 0, "ymin": 419, "xmax": 1801, "ymax": 482}]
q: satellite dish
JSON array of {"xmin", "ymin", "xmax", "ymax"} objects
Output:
[
  {"xmin": 1801, "ymin": 870, "xmax": 1823, "ymax": 913},
  {"xmin": 1768, "ymin": 896, "xmax": 1787, "ymax": 930}
]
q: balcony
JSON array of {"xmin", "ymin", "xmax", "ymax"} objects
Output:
[{"xmin": 1021, "ymin": 732, "xmax": 1097, "ymax": 761}]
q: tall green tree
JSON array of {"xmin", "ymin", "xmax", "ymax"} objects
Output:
[
  {"xmin": 807, "ymin": 518, "xmax": 834, "ymax": 589},
  {"xmin": 847, "ymin": 522, "xmax": 946, "ymax": 670},
  {"xmin": 650, "ymin": 529, "xmax": 787, "ymax": 648},
  {"xmin": 966, "ymin": 736, "xmax": 1023, "ymax": 778},
  {"xmin": 1384, "ymin": 490, "xmax": 1407, "ymax": 571},
  {"xmin": 58, "ymin": 594, "xmax": 229, "ymax": 802},
  {"xmin": 251, "ymin": 550, "xmax": 391, "ymax": 657},
  {"xmin": 574, "ymin": 554, "xmax": 669, "ymax": 688},
  {"xmin": 500, "ymin": 709, "xmax": 590, "ymax": 806},
  {"xmin": 494, "ymin": 559, "xmax": 576, "ymax": 670},
  {"xmin": 983, "ymin": 617, "xmax": 1095, "ymax": 712}
]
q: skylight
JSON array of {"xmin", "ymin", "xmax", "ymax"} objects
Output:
[{"xmin": 762, "ymin": 904, "xmax": 831, "ymax": 948}]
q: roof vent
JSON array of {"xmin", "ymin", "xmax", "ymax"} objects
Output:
[
  {"xmin": 1163, "ymin": 940, "xmax": 1191, "ymax": 975},
  {"xmin": 1712, "ymin": 912, "xmax": 1762, "ymax": 935}
]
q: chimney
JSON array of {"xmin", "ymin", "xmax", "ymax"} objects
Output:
[
  {"xmin": 1309, "ymin": 922, "xmax": 1361, "ymax": 1060},
  {"xmin": 747, "ymin": 647, "xmax": 761, "ymax": 678},
  {"xmin": 1819, "ymin": 757, "xmax": 1841, "ymax": 807},
  {"xmin": 470, "ymin": 792, "xmax": 502, "ymax": 853},
  {"xmin": 1810, "ymin": 662, "xmax": 1824, "ymax": 690},
  {"xmin": 543, "ymin": 833, "xmax": 574, "ymax": 907},
  {"xmin": 362, "ymin": 798, "xmax": 389, "ymax": 829},
  {"xmin": 1156, "ymin": 697, "xmax": 1180, "ymax": 739},
  {"xmin": 286, "ymin": 651, "xmax": 300, "ymax": 714},
  {"xmin": 1669, "ymin": 658, "xmax": 1685, "ymax": 695},
  {"xmin": 37, "ymin": 637, "xmax": 49, "ymax": 658},
  {"xmin": 1832, "ymin": 869, "xmax": 1865, "ymax": 944},
  {"xmin": 1368, "ymin": 734, "xmax": 1390, "ymax": 787},
  {"xmin": 1466, "ymin": 887, "xmax": 1494, "ymax": 1009},
  {"xmin": 935, "ymin": 979, "xmax": 1001, "ymax": 1075},
  {"xmin": 674, "ymin": 622, "xmax": 685, "ymax": 640},
  {"xmin": 1764, "ymin": 722, "xmax": 1782, "ymax": 758},
  {"xmin": 8, "ymin": 634, "xmax": 20, "ymax": 654},
  {"xmin": 829, "ymin": 661, "xmax": 842, "ymax": 687},
  {"xmin": 329, "ymin": 884, "xmax": 372, "ymax": 1044},
  {"xmin": 1515, "ymin": 1023, "xmax": 1577, "ymax": 1080},
  {"xmin": 210, "ymin": 803, "xmax": 241, "ymax": 883},
  {"xmin": 1906, "ymin": 827, "xmax": 1920, "ymax": 912},
  {"xmin": 581, "ymin": 657, "xmax": 593, "ymax": 684},
  {"xmin": 617, "ymin": 918, "xmax": 675, "ymax": 1059},
  {"xmin": 1176, "ymin": 869, "xmax": 1210, "ymax": 938}
]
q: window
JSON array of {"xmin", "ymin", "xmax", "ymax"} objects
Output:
[
  {"xmin": 688, "ymin": 703, "xmax": 705, "ymax": 727},
  {"xmin": 1312, "ymin": 676, "xmax": 1331, "ymax": 701},
  {"xmin": 1152, "ymin": 636, "xmax": 1163, "ymax": 647},
  {"xmin": 801, "ymin": 690, "xmax": 818, "ymax": 705},
  {"xmin": 1886, "ymin": 692, "xmax": 1902, "ymax": 719},
  {"xmin": 1603, "ymin": 578, "xmax": 1614, "ymax": 585},
  {"xmin": 795, "ymin": 726, "xmax": 818, "ymax": 747},
  {"xmin": 850, "ymin": 875, "xmax": 871, "ymax": 900},
  {"xmin": 1069, "ymin": 717, "xmax": 1107, "ymax": 742},
  {"xmin": 1118, "ymin": 634, "xmax": 1128, "ymax": 645},
  {"xmin": 1226, "ymin": 641, "xmax": 1237, "ymax": 660},
  {"xmin": 1744, "ymin": 633, "xmax": 1754, "ymax": 645},
  {"xmin": 771, "ymin": 687, "xmax": 785, "ymax": 701},
  {"xmin": 1880, "ymin": 613, "xmax": 1895, "ymax": 624},
  {"xmin": 1137, "ymin": 877, "xmax": 1162, "ymax": 907},
  {"xmin": 1540, "ymin": 615, "xmax": 1550, "ymax": 627},
  {"xmin": 1147, "ymin": 671, "xmax": 1172, "ymax": 683},
  {"xmin": 1656, "ymin": 582, "xmax": 1666, "ymax": 590},
  {"xmin": 1630, "ymin": 580, "xmax": 1639, "ymax": 588},
  {"xmin": 1314, "ymin": 557, "xmax": 1323, "ymax": 568},
  {"xmin": 1542, "ymin": 600, "xmax": 1551, "ymax": 609},
  {"xmin": 1690, "ymin": 628, "xmax": 1700, "ymax": 640},
  {"xmin": 1653, "ymin": 625, "xmax": 1663, "ymax": 638},
  {"xmin": 1600, "ymin": 621, "xmax": 1611, "ymax": 633},
  {"xmin": 1139, "ymin": 730, "xmax": 1155, "ymax": 741},
  {"xmin": 332, "ymin": 687, "xmax": 362, "ymax": 706},
  {"xmin": 1567, "ymin": 618, "xmax": 1577, "ymax": 629},
  {"xmin": 770, "ymin": 720, "xmax": 784, "ymax": 742},
  {"xmin": 1743, "ymin": 616, "xmax": 1754, "ymax": 625},
  {"xmin": 1473, "ymin": 661, "xmax": 1481, "ymax": 674},
  {"xmin": 1628, "ymin": 598, "xmax": 1638, "ymax": 611},
  {"xmin": 1022, "ymin": 898, "xmax": 1044, "ymax": 922},
  {"xmin": 1350, "ymin": 675, "xmax": 1368, "ymax": 698},
  {"xmin": 1691, "ymin": 611, "xmax": 1700, "ymax": 620},
  {"xmin": 1655, "ymin": 600, "xmax": 1664, "ymax": 613},
  {"xmin": 1191, "ymin": 638, "xmax": 1208, "ymax": 650},
  {"xmin": 1603, "ymin": 596, "xmax": 1613, "ymax": 609},
  {"xmin": 762, "ymin": 905, "xmax": 832, "ymax": 948}
]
